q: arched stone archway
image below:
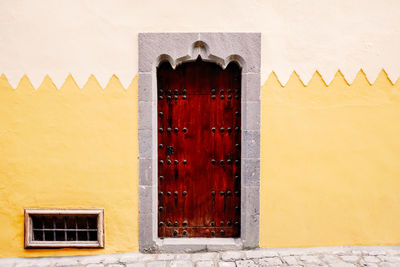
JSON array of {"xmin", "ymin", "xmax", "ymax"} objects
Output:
[{"xmin": 138, "ymin": 33, "xmax": 260, "ymax": 252}]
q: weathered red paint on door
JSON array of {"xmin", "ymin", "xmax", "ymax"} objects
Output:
[{"xmin": 157, "ymin": 57, "xmax": 241, "ymax": 238}]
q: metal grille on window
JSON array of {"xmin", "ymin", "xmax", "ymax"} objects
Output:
[{"xmin": 31, "ymin": 214, "xmax": 98, "ymax": 242}]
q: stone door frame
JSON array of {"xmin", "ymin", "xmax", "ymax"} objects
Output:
[{"xmin": 138, "ymin": 33, "xmax": 261, "ymax": 252}]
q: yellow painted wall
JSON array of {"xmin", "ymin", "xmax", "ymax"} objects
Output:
[
  {"xmin": 1, "ymin": 70, "xmax": 400, "ymax": 257},
  {"xmin": 260, "ymin": 70, "xmax": 400, "ymax": 247},
  {"xmin": 0, "ymin": 74, "xmax": 138, "ymax": 257}
]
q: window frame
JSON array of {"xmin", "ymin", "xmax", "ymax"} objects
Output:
[{"xmin": 24, "ymin": 209, "xmax": 104, "ymax": 249}]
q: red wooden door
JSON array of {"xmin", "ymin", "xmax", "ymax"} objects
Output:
[{"xmin": 157, "ymin": 57, "xmax": 241, "ymax": 238}]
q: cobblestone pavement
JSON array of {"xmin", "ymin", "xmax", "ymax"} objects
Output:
[{"xmin": 1, "ymin": 246, "xmax": 400, "ymax": 267}]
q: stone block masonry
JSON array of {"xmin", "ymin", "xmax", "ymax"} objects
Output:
[{"xmin": 1, "ymin": 246, "xmax": 400, "ymax": 267}]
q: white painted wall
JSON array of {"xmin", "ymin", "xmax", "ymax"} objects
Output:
[{"xmin": 1, "ymin": 0, "xmax": 399, "ymax": 88}]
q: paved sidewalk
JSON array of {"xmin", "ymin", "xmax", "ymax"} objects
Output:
[{"xmin": 1, "ymin": 246, "xmax": 400, "ymax": 267}]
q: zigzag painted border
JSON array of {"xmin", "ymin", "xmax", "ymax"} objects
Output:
[
  {"xmin": 0, "ymin": 74, "xmax": 138, "ymax": 90},
  {"xmin": 265, "ymin": 69, "xmax": 399, "ymax": 88},
  {"xmin": 0, "ymin": 70, "xmax": 399, "ymax": 90}
]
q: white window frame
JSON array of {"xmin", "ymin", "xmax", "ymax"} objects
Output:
[{"xmin": 24, "ymin": 209, "xmax": 104, "ymax": 248}]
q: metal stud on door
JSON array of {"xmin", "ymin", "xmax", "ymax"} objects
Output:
[{"xmin": 157, "ymin": 57, "xmax": 241, "ymax": 238}]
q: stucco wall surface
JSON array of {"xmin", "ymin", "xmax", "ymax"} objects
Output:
[
  {"xmin": 1, "ymin": 71, "xmax": 400, "ymax": 257},
  {"xmin": 1, "ymin": 0, "xmax": 400, "ymax": 258},
  {"xmin": 260, "ymin": 70, "xmax": 400, "ymax": 248},
  {"xmin": 0, "ymin": 0, "xmax": 400, "ymax": 87},
  {"xmin": 0, "ymin": 75, "xmax": 139, "ymax": 257}
]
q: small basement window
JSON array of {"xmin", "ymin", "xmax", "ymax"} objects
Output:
[{"xmin": 24, "ymin": 209, "xmax": 104, "ymax": 248}]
